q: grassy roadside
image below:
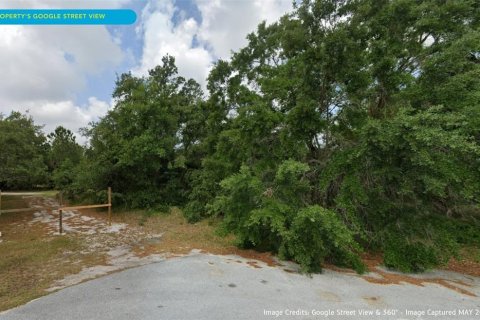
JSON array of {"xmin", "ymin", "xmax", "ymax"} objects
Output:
[
  {"xmin": 117, "ymin": 208, "xmax": 237, "ymax": 257},
  {"xmin": 0, "ymin": 197, "xmax": 237, "ymax": 312},
  {"xmin": 1, "ymin": 195, "xmax": 29, "ymax": 211},
  {"xmin": 0, "ymin": 235, "xmax": 85, "ymax": 310},
  {"xmin": 0, "ymin": 193, "xmax": 108, "ymax": 311}
]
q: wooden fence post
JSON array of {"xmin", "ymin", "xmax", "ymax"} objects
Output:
[
  {"xmin": 108, "ymin": 187, "xmax": 112, "ymax": 226},
  {"xmin": 59, "ymin": 209, "xmax": 63, "ymax": 235}
]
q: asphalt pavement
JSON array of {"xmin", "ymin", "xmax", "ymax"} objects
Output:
[{"xmin": 1, "ymin": 253, "xmax": 479, "ymax": 320}]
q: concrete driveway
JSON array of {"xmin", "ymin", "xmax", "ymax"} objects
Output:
[{"xmin": 1, "ymin": 253, "xmax": 479, "ymax": 320}]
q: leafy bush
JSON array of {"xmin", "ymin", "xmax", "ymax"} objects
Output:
[
  {"xmin": 321, "ymin": 106, "xmax": 480, "ymax": 270},
  {"xmin": 212, "ymin": 162, "xmax": 364, "ymax": 273},
  {"xmin": 287, "ymin": 206, "xmax": 365, "ymax": 273},
  {"xmin": 52, "ymin": 159, "xmax": 76, "ymax": 190},
  {"xmin": 383, "ymin": 237, "xmax": 441, "ymax": 273},
  {"xmin": 381, "ymin": 215, "xmax": 461, "ymax": 272},
  {"xmin": 432, "ymin": 216, "xmax": 480, "ymax": 247},
  {"xmin": 245, "ymin": 200, "xmax": 290, "ymax": 252},
  {"xmin": 210, "ymin": 165, "xmax": 264, "ymax": 244},
  {"xmin": 183, "ymin": 200, "xmax": 206, "ymax": 223}
]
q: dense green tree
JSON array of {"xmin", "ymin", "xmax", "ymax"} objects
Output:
[
  {"xmin": 69, "ymin": 0, "xmax": 480, "ymax": 272},
  {"xmin": 47, "ymin": 126, "xmax": 83, "ymax": 169},
  {"xmin": 47, "ymin": 126, "xmax": 83, "ymax": 190},
  {"xmin": 73, "ymin": 56, "xmax": 205, "ymax": 207},
  {"xmin": 0, "ymin": 112, "xmax": 48, "ymax": 190},
  {"xmin": 187, "ymin": 0, "xmax": 480, "ymax": 271}
]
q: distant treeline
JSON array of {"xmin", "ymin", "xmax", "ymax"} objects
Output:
[
  {"xmin": 2, "ymin": 0, "xmax": 479, "ymax": 273},
  {"xmin": 0, "ymin": 113, "xmax": 82, "ymax": 191}
]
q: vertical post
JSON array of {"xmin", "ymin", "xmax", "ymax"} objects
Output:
[
  {"xmin": 59, "ymin": 191, "xmax": 63, "ymax": 207},
  {"xmin": 59, "ymin": 209, "xmax": 63, "ymax": 235},
  {"xmin": 108, "ymin": 187, "xmax": 112, "ymax": 226}
]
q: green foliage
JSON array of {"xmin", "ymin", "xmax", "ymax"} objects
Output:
[
  {"xmin": 211, "ymin": 165, "xmax": 264, "ymax": 237},
  {"xmin": 47, "ymin": 126, "xmax": 83, "ymax": 190},
  {"xmin": 52, "ymin": 159, "xmax": 76, "ymax": 191},
  {"xmin": 244, "ymin": 201, "xmax": 290, "ymax": 252},
  {"xmin": 47, "ymin": 126, "xmax": 83, "ymax": 170},
  {"xmin": 0, "ymin": 112, "xmax": 48, "ymax": 189},
  {"xmin": 71, "ymin": 56, "xmax": 205, "ymax": 207},
  {"xmin": 0, "ymin": 116, "xmax": 84, "ymax": 191},
  {"xmin": 433, "ymin": 216, "xmax": 480, "ymax": 251},
  {"xmin": 381, "ymin": 215, "xmax": 460, "ymax": 272},
  {"xmin": 183, "ymin": 200, "xmax": 206, "ymax": 223},
  {"xmin": 287, "ymin": 206, "xmax": 365, "ymax": 273},
  {"xmin": 41, "ymin": 0, "xmax": 480, "ymax": 273},
  {"xmin": 201, "ymin": 0, "xmax": 479, "ymax": 272},
  {"xmin": 211, "ymin": 162, "xmax": 365, "ymax": 273},
  {"xmin": 274, "ymin": 160, "xmax": 310, "ymax": 209},
  {"xmin": 383, "ymin": 237, "xmax": 441, "ymax": 273},
  {"xmin": 320, "ymin": 106, "xmax": 480, "ymax": 266}
]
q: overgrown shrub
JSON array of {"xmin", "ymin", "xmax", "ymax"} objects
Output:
[
  {"xmin": 381, "ymin": 215, "xmax": 461, "ymax": 272},
  {"xmin": 52, "ymin": 159, "xmax": 76, "ymax": 191},
  {"xmin": 210, "ymin": 165, "xmax": 264, "ymax": 243},
  {"xmin": 183, "ymin": 200, "xmax": 206, "ymax": 223},
  {"xmin": 212, "ymin": 162, "xmax": 365, "ymax": 273},
  {"xmin": 384, "ymin": 239, "xmax": 438, "ymax": 273},
  {"xmin": 286, "ymin": 206, "xmax": 365, "ymax": 273},
  {"xmin": 245, "ymin": 200, "xmax": 290, "ymax": 252}
]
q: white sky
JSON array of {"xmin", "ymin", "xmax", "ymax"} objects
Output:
[{"xmin": 0, "ymin": 0, "xmax": 294, "ymax": 143}]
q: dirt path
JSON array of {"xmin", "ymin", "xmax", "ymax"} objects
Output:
[
  {"xmin": 26, "ymin": 196, "xmax": 168, "ymax": 290},
  {"xmin": 0, "ymin": 194, "xmax": 168, "ymax": 302}
]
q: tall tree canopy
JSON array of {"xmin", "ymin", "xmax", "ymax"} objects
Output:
[
  {"xmin": 177, "ymin": 0, "xmax": 480, "ymax": 269},
  {"xmin": 47, "ymin": 126, "xmax": 83, "ymax": 169},
  {"xmin": 68, "ymin": 0, "xmax": 480, "ymax": 272},
  {"xmin": 75, "ymin": 56, "xmax": 206, "ymax": 207},
  {"xmin": 0, "ymin": 112, "xmax": 48, "ymax": 190},
  {"xmin": 47, "ymin": 126, "xmax": 83, "ymax": 190}
]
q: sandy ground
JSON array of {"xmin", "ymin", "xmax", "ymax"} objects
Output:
[{"xmin": 1, "ymin": 195, "xmax": 166, "ymax": 291}]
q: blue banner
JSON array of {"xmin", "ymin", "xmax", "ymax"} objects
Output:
[{"xmin": 0, "ymin": 9, "xmax": 137, "ymax": 25}]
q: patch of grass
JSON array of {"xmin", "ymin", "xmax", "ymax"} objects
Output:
[
  {"xmin": 0, "ymin": 195, "xmax": 109, "ymax": 312},
  {"xmin": 0, "ymin": 235, "xmax": 86, "ymax": 311},
  {"xmin": 116, "ymin": 208, "xmax": 237, "ymax": 256},
  {"xmin": 460, "ymin": 247, "xmax": 480, "ymax": 263},
  {"xmin": 39, "ymin": 190, "xmax": 59, "ymax": 198},
  {"xmin": 1, "ymin": 195, "xmax": 28, "ymax": 211}
]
